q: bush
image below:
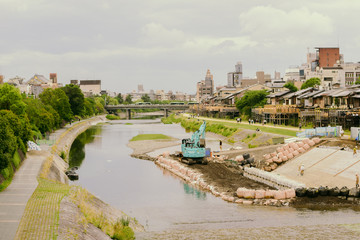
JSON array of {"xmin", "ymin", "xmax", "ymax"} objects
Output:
[
  {"xmin": 106, "ymin": 114, "xmax": 120, "ymax": 120},
  {"xmin": 60, "ymin": 151, "xmax": 66, "ymax": 160}
]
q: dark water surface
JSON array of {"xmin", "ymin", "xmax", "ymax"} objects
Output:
[{"xmin": 69, "ymin": 120, "xmax": 360, "ymax": 232}]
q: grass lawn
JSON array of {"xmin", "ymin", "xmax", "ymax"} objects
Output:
[
  {"xmin": 181, "ymin": 115, "xmax": 298, "ymax": 137},
  {"xmin": 130, "ymin": 134, "xmax": 173, "ymax": 141}
]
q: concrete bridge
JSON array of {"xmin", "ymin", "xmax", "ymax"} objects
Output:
[{"xmin": 105, "ymin": 104, "xmax": 190, "ymax": 119}]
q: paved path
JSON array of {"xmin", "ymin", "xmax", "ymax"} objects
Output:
[
  {"xmin": 0, "ymin": 151, "xmax": 48, "ymax": 240},
  {"xmin": 274, "ymin": 147, "xmax": 360, "ymax": 188},
  {"xmin": 0, "ymin": 122, "xmax": 76, "ymax": 240}
]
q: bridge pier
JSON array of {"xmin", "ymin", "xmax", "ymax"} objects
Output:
[
  {"xmin": 164, "ymin": 109, "xmax": 169, "ymax": 118},
  {"xmin": 126, "ymin": 109, "xmax": 131, "ymax": 120}
]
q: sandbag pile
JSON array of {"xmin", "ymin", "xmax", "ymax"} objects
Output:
[
  {"xmin": 244, "ymin": 167, "xmax": 306, "ymax": 190},
  {"xmin": 263, "ymin": 137, "xmax": 320, "ymax": 172},
  {"xmin": 156, "ymin": 155, "xmax": 222, "ymax": 197},
  {"xmin": 236, "ymin": 187, "xmax": 296, "ymax": 201}
]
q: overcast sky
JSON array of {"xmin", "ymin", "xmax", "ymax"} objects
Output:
[{"xmin": 1, "ymin": 0, "xmax": 360, "ymax": 94}]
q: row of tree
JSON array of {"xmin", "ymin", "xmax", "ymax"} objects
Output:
[{"xmin": 0, "ymin": 83, "xmax": 117, "ymax": 172}]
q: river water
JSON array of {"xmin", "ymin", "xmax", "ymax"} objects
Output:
[{"xmin": 69, "ymin": 119, "xmax": 360, "ymax": 233}]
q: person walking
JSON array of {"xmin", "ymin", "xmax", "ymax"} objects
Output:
[
  {"xmin": 353, "ymin": 147, "xmax": 357, "ymax": 158},
  {"xmin": 356, "ymin": 173, "xmax": 359, "ymax": 188},
  {"xmin": 219, "ymin": 140, "xmax": 222, "ymax": 151},
  {"xmin": 299, "ymin": 122, "xmax": 302, "ymax": 131},
  {"xmin": 299, "ymin": 164, "xmax": 305, "ymax": 176}
]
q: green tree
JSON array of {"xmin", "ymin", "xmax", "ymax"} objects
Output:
[
  {"xmin": 62, "ymin": 84, "xmax": 85, "ymax": 116},
  {"xmin": 141, "ymin": 94, "xmax": 151, "ymax": 102},
  {"xmin": 0, "ymin": 110, "xmax": 31, "ymax": 153},
  {"xmin": 0, "ymin": 113, "xmax": 17, "ymax": 170},
  {"xmin": 0, "ymin": 83, "xmax": 26, "ymax": 115},
  {"xmin": 39, "ymin": 88, "xmax": 73, "ymax": 121},
  {"xmin": 301, "ymin": 78, "xmax": 321, "ymax": 89},
  {"xmin": 125, "ymin": 95, "xmax": 132, "ymax": 104},
  {"xmin": 116, "ymin": 93, "xmax": 124, "ymax": 104},
  {"xmin": 284, "ymin": 82, "xmax": 298, "ymax": 92},
  {"xmin": 235, "ymin": 90, "xmax": 269, "ymax": 117},
  {"xmin": 355, "ymin": 76, "xmax": 360, "ymax": 85},
  {"xmin": 24, "ymin": 98, "xmax": 60, "ymax": 134},
  {"xmin": 83, "ymin": 98, "xmax": 95, "ymax": 116}
]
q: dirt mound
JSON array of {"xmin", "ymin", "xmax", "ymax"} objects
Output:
[{"xmin": 188, "ymin": 162, "xmax": 275, "ymax": 194}]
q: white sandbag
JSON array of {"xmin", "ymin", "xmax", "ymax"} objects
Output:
[
  {"xmin": 236, "ymin": 188, "xmax": 246, "ymax": 198},
  {"xmin": 303, "ymin": 144, "xmax": 310, "ymax": 150},
  {"xmin": 293, "ymin": 150, "xmax": 299, "ymax": 156},
  {"xmin": 285, "ymin": 189, "xmax": 296, "ymax": 198},
  {"xmin": 282, "ymin": 156, "xmax": 288, "ymax": 162},
  {"xmin": 235, "ymin": 155, "xmax": 244, "ymax": 162},
  {"xmin": 312, "ymin": 137, "xmax": 320, "ymax": 143},
  {"xmin": 162, "ymin": 151, "xmax": 170, "ymax": 157},
  {"xmin": 243, "ymin": 189, "xmax": 255, "ymax": 199},
  {"xmin": 255, "ymin": 190, "xmax": 265, "ymax": 199},
  {"xmin": 308, "ymin": 140, "xmax": 315, "ymax": 146},
  {"xmin": 274, "ymin": 190, "xmax": 286, "ymax": 200},
  {"xmin": 265, "ymin": 190, "xmax": 275, "ymax": 198},
  {"xmin": 298, "ymin": 147, "xmax": 305, "ymax": 153}
]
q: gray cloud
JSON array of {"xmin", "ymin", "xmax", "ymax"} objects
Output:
[{"xmin": 0, "ymin": 0, "xmax": 359, "ymax": 93}]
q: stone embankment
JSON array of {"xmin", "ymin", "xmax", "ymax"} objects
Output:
[
  {"xmin": 156, "ymin": 153, "xmax": 296, "ymax": 207},
  {"xmin": 41, "ymin": 116, "xmax": 106, "ymax": 183}
]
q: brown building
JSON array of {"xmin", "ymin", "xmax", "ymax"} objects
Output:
[
  {"xmin": 196, "ymin": 69, "xmax": 214, "ymax": 102},
  {"xmin": 0, "ymin": 75, "xmax": 3, "ymax": 84},
  {"xmin": 316, "ymin": 47, "xmax": 340, "ymax": 68}
]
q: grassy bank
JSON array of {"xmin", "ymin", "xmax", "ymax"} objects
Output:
[
  {"xmin": 162, "ymin": 114, "xmax": 298, "ymax": 137},
  {"xmin": 162, "ymin": 114, "xmax": 238, "ymax": 137},
  {"xmin": 130, "ymin": 134, "xmax": 173, "ymax": 141},
  {"xmin": 15, "ymin": 116, "xmax": 137, "ymax": 239},
  {"xmin": 15, "ymin": 178, "xmax": 70, "ymax": 239}
]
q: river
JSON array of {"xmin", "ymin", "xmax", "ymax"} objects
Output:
[{"xmin": 69, "ymin": 119, "xmax": 360, "ymax": 234}]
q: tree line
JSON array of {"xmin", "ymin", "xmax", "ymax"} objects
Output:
[{"xmin": 0, "ymin": 83, "xmax": 119, "ymax": 173}]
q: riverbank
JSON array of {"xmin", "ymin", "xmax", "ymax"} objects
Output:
[
  {"xmin": 14, "ymin": 116, "xmax": 144, "ymax": 239},
  {"xmin": 128, "ymin": 117, "xmax": 360, "ymax": 210}
]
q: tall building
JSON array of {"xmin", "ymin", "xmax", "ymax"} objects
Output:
[
  {"xmin": 315, "ymin": 47, "xmax": 341, "ymax": 68},
  {"xmin": 227, "ymin": 61, "xmax": 243, "ymax": 87},
  {"xmin": 196, "ymin": 69, "xmax": 214, "ymax": 102},
  {"xmin": 49, "ymin": 73, "xmax": 58, "ymax": 88},
  {"xmin": 79, "ymin": 80, "xmax": 101, "ymax": 97},
  {"xmin": 138, "ymin": 84, "xmax": 144, "ymax": 92}
]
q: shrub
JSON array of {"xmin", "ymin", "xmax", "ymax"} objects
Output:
[
  {"xmin": 60, "ymin": 151, "xmax": 66, "ymax": 160},
  {"xmin": 106, "ymin": 114, "xmax": 120, "ymax": 120}
]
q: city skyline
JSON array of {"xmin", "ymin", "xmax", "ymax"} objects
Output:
[{"xmin": 0, "ymin": 1, "xmax": 359, "ymax": 93}]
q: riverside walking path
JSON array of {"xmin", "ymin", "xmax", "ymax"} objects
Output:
[{"xmin": 0, "ymin": 118, "xmax": 97, "ymax": 240}]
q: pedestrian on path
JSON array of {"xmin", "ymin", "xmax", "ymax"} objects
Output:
[
  {"xmin": 299, "ymin": 123, "xmax": 302, "ymax": 131},
  {"xmin": 356, "ymin": 173, "xmax": 359, "ymax": 188},
  {"xmin": 299, "ymin": 164, "xmax": 305, "ymax": 176},
  {"xmin": 353, "ymin": 147, "xmax": 357, "ymax": 158},
  {"xmin": 219, "ymin": 140, "xmax": 222, "ymax": 151}
]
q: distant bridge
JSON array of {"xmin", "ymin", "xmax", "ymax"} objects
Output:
[{"xmin": 105, "ymin": 104, "xmax": 190, "ymax": 119}]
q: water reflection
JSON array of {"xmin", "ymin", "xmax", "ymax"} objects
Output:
[
  {"xmin": 183, "ymin": 184, "xmax": 207, "ymax": 200},
  {"xmin": 69, "ymin": 126, "xmax": 102, "ymax": 168}
]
